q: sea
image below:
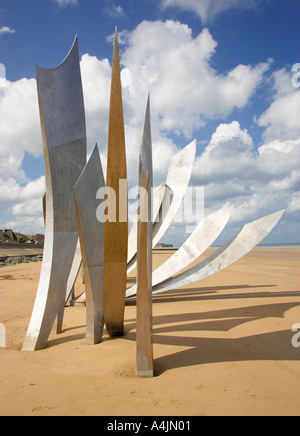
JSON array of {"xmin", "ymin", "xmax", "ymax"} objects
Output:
[{"xmin": 257, "ymin": 243, "xmax": 300, "ymax": 249}]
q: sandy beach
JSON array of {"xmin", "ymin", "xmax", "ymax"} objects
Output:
[{"xmin": 0, "ymin": 247, "xmax": 299, "ymax": 416}]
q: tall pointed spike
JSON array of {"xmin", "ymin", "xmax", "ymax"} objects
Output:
[
  {"xmin": 136, "ymin": 96, "xmax": 153, "ymax": 377},
  {"xmin": 22, "ymin": 36, "xmax": 86, "ymax": 351},
  {"xmin": 136, "ymin": 168, "xmax": 153, "ymax": 378},
  {"xmin": 103, "ymin": 28, "xmax": 128, "ymax": 337},
  {"xmin": 74, "ymin": 144, "xmax": 105, "ymax": 345}
]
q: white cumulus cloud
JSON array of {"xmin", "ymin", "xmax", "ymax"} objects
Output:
[
  {"xmin": 257, "ymin": 69, "xmax": 300, "ymax": 142},
  {"xmin": 193, "ymin": 121, "xmax": 300, "ymax": 232},
  {"xmin": 0, "ymin": 77, "xmax": 41, "ymax": 182},
  {"xmin": 121, "ymin": 21, "xmax": 269, "ymax": 140}
]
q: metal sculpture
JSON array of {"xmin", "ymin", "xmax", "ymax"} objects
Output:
[
  {"xmin": 66, "ymin": 182, "xmax": 172, "ymax": 306},
  {"xmin": 126, "ymin": 205, "xmax": 232, "ymax": 298},
  {"xmin": 136, "ymin": 167, "xmax": 153, "ymax": 377},
  {"xmin": 22, "ymin": 37, "xmax": 86, "ymax": 351},
  {"xmin": 136, "ymin": 97, "xmax": 154, "ymax": 377},
  {"xmin": 127, "ymin": 140, "xmax": 196, "ymax": 274},
  {"xmin": 103, "ymin": 28, "xmax": 128, "ymax": 337},
  {"xmin": 22, "ymin": 31, "xmax": 285, "ymax": 384},
  {"xmin": 151, "ymin": 210, "xmax": 285, "ymax": 295},
  {"xmin": 74, "ymin": 144, "xmax": 105, "ymax": 344},
  {"xmin": 127, "ymin": 182, "xmax": 171, "ymax": 266},
  {"xmin": 152, "ymin": 140, "xmax": 196, "ymax": 248},
  {"xmin": 65, "ymin": 241, "xmax": 82, "ymax": 305}
]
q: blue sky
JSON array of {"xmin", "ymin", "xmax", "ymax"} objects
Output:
[{"xmin": 0, "ymin": 0, "xmax": 299, "ymax": 245}]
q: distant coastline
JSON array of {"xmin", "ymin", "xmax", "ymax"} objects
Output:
[
  {"xmin": 257, "ymin": 243, "xmax": 300, "ymax": 248},
  {"xmin": 155, "ymin": 243, "xmax": 300, "ymax": 251},
  {"xmin": 211, "ymin": 243, "xmax": 300, "ymax": 249}
]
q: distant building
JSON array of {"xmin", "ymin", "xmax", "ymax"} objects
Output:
[
  {"xmin": 32, "ymin": 234, "xmax": 45, "ymax": 247},
  {"xmin": 0, "ymin": 230, "xmax": 45, "ymax": 247},
  {"xmin": 15, "ymin": 233, "xmax": 28, "ymax": 243},
  {"xmin": 0, "ymin": 229, "xmax": 17, "ymax": 243},
  {"xmin": 155, "ymin": 243, "xmax": 173, "ymax": 248}
]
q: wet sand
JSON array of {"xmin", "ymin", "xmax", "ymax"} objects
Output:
[{"xmin": 0, "ymin": 248, "xmax": 300, "ymax": 416}]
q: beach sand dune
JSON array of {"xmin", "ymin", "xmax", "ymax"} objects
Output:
[{"xmin": 0, "ymin": 248, "xmax": 299, "ymax": 416}]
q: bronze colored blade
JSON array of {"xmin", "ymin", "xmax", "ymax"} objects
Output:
[{"xmin": 103, "ymin": 28, "xmax": 128, "ymax": 337}]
